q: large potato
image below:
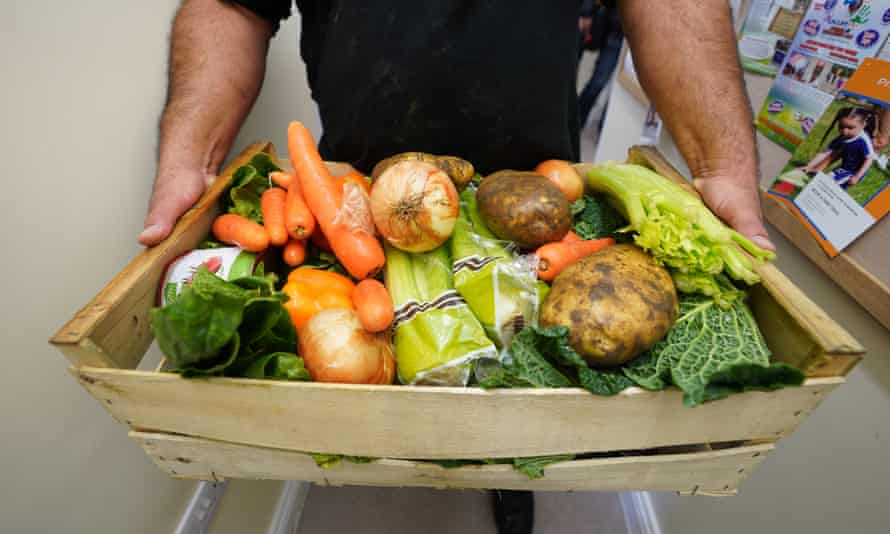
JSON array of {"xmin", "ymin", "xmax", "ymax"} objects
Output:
[
  {"xmin": 476, "ymin": 171, "xmax": 571, "ymax": 249},
  {"xmin": 540, "ymin": 244, "xmax": 678, "ymax": 367}
]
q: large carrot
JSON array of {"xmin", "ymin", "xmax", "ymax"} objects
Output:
[
  {"xmin": 212, "ymin": 213, "xmax": 269, "ymax": 252},
  {"xmin": 270, "ymin": 171, "xmax": 293, "ymax": 189},
  {"xmin": 283, "ymin": 238, "xmax": 307, "ymax": 266},
  {"xmin": 261, "ymin": 187, "xmax": 288, "ymax": 246},
  {"xmin": 288, "ymin": 121, "xmax": 385, "ymax": 279},
  {"xmin": 561, "ymin": 230, "xmax": 582, "ymax": 243},
  {"xmin": 284, "ymin": 176, "xmax": 316, "ymax": 240},
  {"xmin": 536, "ymin": 237, "xmax": 615, "ymax": 281},
  {"xmin": 352, "ymin": 279, "xmax": 394, "ymax": 333}
]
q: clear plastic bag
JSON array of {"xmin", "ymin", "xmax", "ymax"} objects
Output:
[{"xmin": 332, "ymin": 181, "xmax": 376, "ymax": 235}]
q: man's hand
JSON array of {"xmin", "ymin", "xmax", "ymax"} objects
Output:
[
  {"xmin": 619, "ymin": 0, "xmax": 775, "ymax": 252},
  {"xmin": 579, "ymin": 16, "xmax": 592, "ymax": 33},
  {"xmin": 139, "ymin": 0, "xmax": 274, "ymax": 246},
  {"xmin": 138, "ymin": 170, "xmax": 215, "ymax": 246},
  {"xmin": 694, "ymin": 174, "xmax": 775, "ymax": 252}
]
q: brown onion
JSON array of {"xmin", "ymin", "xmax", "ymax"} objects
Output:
[
  {"xmin": 299, "ymin": 308, "xmax": 395, "ymax": 384},
  {"xmin": 370, "ymin": 160, "xmax": 459, "ymax": 252}
]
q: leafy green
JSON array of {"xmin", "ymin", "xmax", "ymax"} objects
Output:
[
  {"xmin": 244, "ymin": 352, "xmax": 311, "ymax": 381},
  {"xmin": 150, "ymin": 268, "xmax": 251, "ymax": 368},
  {"xmin": 480, "ymin": 327, "xmax": 633, "ymax": 396},
  {"xmin": 150, "ymin": 266, "xmax": 307, "ymax": 381},
  {"xmin": 310, "ymin": 454, "xmax": 376, "ymax": 468},
  {"xmin": 512, "ymin": 455, "xmax": 575, "ymax": 479},
  {"xmin": 299, "ymin": 248, "xmax": 348, "ymax": 276},
  {"xmin": 570, "ymin": 193, "xmax": 630, "ymax": 241},
  {"xmin": 623, "ymin": 295, "xmax": 804, "ymax": 406},
  {"xmin": 426, "ymin": 455, "xmax": 574, "ymax": 479},
  {"xmin": 482, "ymin": 295, "xmax": 802, "ymax": 406},
  {"xmin": 226, "ymin": 153, "xmax": 281, "ymax": 223}
]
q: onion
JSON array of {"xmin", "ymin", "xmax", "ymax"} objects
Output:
[
  {"xmin": 535, "ymin": 160, "xmax": 584, "ymax": 203},
  {"xmin": 299, "ymin": 308, "xmax": 395, "ymax": 384},
  {"xmin": 370, "ymin": 160, "xmax": 459, "ymax": 252}
]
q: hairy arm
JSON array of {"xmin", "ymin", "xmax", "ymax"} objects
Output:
[
  {"xmin": 139, "ymin": 0, "xmax": 274, "ymax": 245},
  {"xmin": 618, "ymin": 0, "xmax": 774, "ymax": 250}
]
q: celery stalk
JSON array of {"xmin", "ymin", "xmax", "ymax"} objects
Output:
[{"xmin": 385, "ymin": 242, "xmax": 496, "ymax": 385}]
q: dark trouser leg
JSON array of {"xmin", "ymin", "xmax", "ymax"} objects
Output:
[
  {"xmin": 492, "ymin": 489, "xmax": 534, "ymax": 534},
  {"xmin": 578, "ymin": 29, "xmax": 624, "ymax": 128}
]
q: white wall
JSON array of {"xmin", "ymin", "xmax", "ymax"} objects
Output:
[
  {"xmin": 600, "ymin": 73, "xmax": 890, "ymax": 534},
  {"xmin": 0, "ymin": 3, "xmax": 315, "ymax": 532}
]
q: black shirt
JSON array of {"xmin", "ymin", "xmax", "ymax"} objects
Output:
[{"xmin": 233, "ymin": 1, "xmax": 581, "ymax": 174}]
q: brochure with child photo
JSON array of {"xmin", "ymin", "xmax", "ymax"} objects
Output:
[{"xmin": 768, "ymin": 58, "xmax": 890, "ymax": 256}]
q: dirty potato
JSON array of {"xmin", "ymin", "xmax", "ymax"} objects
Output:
[
  {"xmin": 476, "ymin": 171, "xmax": 571, "ymax": 249},
  {"xmin": 540, "ymin": 244, "xmax": 678, "ymax": 367}
]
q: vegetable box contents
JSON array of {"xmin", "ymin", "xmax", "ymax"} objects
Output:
[{"xmin": 148, "ymin": 121, "xmax": 804, "ymax": 476}]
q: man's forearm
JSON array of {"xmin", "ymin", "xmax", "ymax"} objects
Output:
[
  {"xmin": 160, "ymin": 0, "xmax": 272, "ymax": 178},
  {"xmin": 619, "ymin": 0, "xmax": 757, "ymax": 182}
]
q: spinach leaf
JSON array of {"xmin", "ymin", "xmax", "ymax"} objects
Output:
[
  {"xmin": 227, "ymin": 153, "xmax": 281, "ymax": 223},
  {"xmin": 244, "ymin": 352, "xmax": 311, "ymax": 381},
  {"xmin": 310, "ymin": 454, "xmax": 376, "ymax": 468},
  {"xmin": 150, "ymin": 265, "xmax": 304, "ymax": 381},
  {"xmin": 512, "ymin": 455, "xmax": 575, "ymax": 479},
  {"xmin": 178, "ymin": 332, "xmax": 241, "ymax": 377},
  {"xmin": 150, "ymin": 267, "xmax": 250, "ymax": 368}
]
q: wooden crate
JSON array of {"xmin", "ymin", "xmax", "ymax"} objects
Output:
[{"xmin": 51, "ymin": 143, "xmax": 864, "ymax": 495}]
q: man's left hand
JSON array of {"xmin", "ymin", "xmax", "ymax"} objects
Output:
[{"xmin": 693, "ymin": 174, "xmax": 776, "ymax": 252}]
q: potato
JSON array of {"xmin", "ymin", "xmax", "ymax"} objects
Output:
[
  {"xmin": 371, "ymin": 152, "xmax": 475, "ymax": 191},
  {"xmin": 476, "ymin": 171, "xmax": 571, "ymax": 249},
  {"xmin": 540, "ymin": 244, "xmax": 678, "ymax": 367}
]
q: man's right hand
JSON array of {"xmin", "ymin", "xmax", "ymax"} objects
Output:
[
  {"xmin": 138, "ymin": 170, "xmax": 214, "ymax": 246},
  {"xmin": 139, "ymin": 0, "xmax": 275, "ymax": 246}
]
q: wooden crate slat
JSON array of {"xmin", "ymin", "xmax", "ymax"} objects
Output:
[
  {"xmin": 50, "ymin": 142, "xmax": 274, "ymax": 369},
  {"xmin": 131, "ymin": 431, "xmax": 773, "ymax": 494},
  {"xmin": 75, "ymin": 367, "xmax": 839, "ymax": 459}
]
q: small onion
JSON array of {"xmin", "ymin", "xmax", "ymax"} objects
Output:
[
  {"xmin": 370, "ymin": 160, "xmax": 459, "ymax": 252},
  {"xmin": 299, "ymin": 308, "xmax": 395, "ymax": 384}
]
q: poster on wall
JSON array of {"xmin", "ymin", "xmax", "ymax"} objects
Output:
[
  {"xmin": 755, "ymin": 0, "xmax": 890, "ymax": 151},
  {"xmin": 767, "ymin": 58, "xmax": 890, "ymax": 256},
  {"xmin": 739, "ymin": 0, "xmax": 812, "ymax": 76}
]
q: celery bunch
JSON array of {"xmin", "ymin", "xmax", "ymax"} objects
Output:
[
  {"xmin": 450, "ymin": 189, "xmax": 545, "ymax": 348},
  {"xmin": 384, "ymin": 243, "xmax": 497, "ymax": 385},
  {"xmin": 583, "ymin": 163, "xmax": 775, "ymax": 290}
]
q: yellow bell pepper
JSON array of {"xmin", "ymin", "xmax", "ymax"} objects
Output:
[{"xmin": 282, "ymin": 269, "xmax": 355, "ymax": 331}]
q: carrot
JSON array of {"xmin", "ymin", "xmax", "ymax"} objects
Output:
[
  {"xmin": 270, "ymin": 171, "xmax": 293, "ymax": 189},
  {"xmin": 352, "ymin": 279, "xmax": 394, "ymax": 333},
  {"xmin": 336, "ymin": 169, "xmax": 372, "ymax": 195},
  {"xmin": 561, "ymin": 230, "xmax": 582, "ymax": 243},
  {"xmin": 212, "ymin": 213, "xmax": 269, "ymax": 252},
  {"xmin": 535, "ymin": 237, "xmax": 615, "ymax": 281},
  {"xmin": 285, "ymin": 176, "xmax": 316, "ymax": 239},
  {"xmin": 283, "ymin": 238, "xmax": 307, "ymax": 267},
  {"xmin": 261, "ymin": 187, "xmax": 288, "ymax": 246},
  {"xmin": 288, "ymin": 121, "xmax": 385, "ymax": 279}
]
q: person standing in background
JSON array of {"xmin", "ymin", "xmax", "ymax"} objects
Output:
[{"xmin": 577, "ymin": 0, "xmax": 624, "ymax": 135}]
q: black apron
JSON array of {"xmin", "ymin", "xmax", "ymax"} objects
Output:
[{"xmin": 296, "ymin": 1, "xmax": 581, "ymax": 174}]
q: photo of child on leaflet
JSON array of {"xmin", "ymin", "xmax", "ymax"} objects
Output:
[{"xmin": 772, "ymin": 98, "xmax": 890, "ymax": 207}]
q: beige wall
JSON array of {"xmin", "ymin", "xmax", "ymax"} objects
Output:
[
  {"xmin": 5, "ymin": 2, "xmax": 888, "ymax": 533},
  {"xmin": 599, "ymin": 76, "xmax": 890, "ymax": 534},
  {"xmin": 1, "ymin": 3, "xmax": 313, "ymax": 532}
]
